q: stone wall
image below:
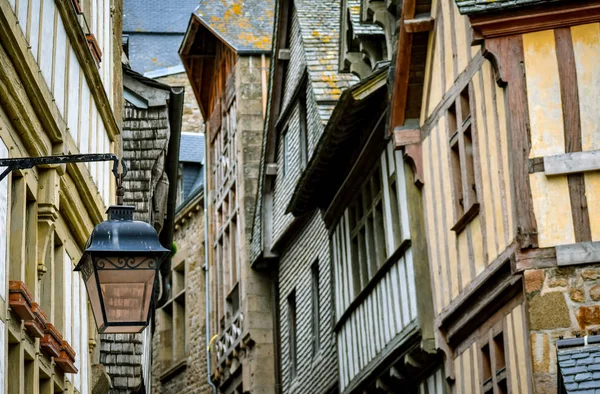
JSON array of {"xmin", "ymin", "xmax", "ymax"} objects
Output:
[
  {"xmin": 151, "ymin": 195, "xmax": 210, "ymax": 394},
  {"xmin": 156, "ymin": 72, "xmax": 204, "ymax": 134},
  {"xmin": 525, "ymin": 265, "xmax": 600, "ymax": 393}
]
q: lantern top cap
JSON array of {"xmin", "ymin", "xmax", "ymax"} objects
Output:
[{"xmin": 75, "ymin": 205, "xmax": 170, "ymax": 272}]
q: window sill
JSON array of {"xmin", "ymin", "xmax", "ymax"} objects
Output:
[
  {"xmin": 159, "ymin": 358, "xmax": 187, "ymax": 383},
  {"xmin": 451, "ymin": 203, "xmax": 480, "ymax": 234}
]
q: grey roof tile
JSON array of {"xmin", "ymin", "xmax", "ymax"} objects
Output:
[
  {"xmin": 295, "ymin": 0, "xmax": 359, "ymax": 124},
  {"xmin": 123, "ymin": 0, "xmax": 199, "ymax": 33},
  {"xmin": 454, "ymin": 0, "xmax": 564, "ymax": 15},
  {"xmin": 179, "ymin": 132, "xmax": 205, "ymax": 163},
  {"xmin": 558, "ymin": 338, "xmax": 600, "ymax": 393},
  {"xmin": 194, "ymin": 0, "xmax": 274, "ymax": 52},
  {"xmin": 127, "ymin": 34, "xmax": 185, "ymax": 75},
  {"xmin": 347, "ymin": 0, "xmax": 384, "ymax": 36}
]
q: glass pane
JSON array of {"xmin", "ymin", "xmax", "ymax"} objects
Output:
[{"xmin": 98, "ymin": 269, "xmax": 155, "ymax": 323}]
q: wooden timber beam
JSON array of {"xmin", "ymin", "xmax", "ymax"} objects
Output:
[
  {"xmin": 394, "ymin": 127, "xmax": 424, "ymax": 187},
  {"xmin": 389, "ymin": 0, "xmax": 416, "ymax": 132},
  {"xmin": 404, "ymin": 16, "xmax": 435, "ymax": 33}
]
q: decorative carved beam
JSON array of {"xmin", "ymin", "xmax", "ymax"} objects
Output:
[{"xmin": 394, "ymin": 126, "xmax": 424, "ymax": 187}]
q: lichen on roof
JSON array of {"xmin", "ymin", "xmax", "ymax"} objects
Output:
[{"xmin": 195, "ymin": 0, "xmax": 275, "ymax": 52}]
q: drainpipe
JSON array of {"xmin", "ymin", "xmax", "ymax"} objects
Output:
[{"xmin": 204, "ymin": 133, "xmax": 218, "ymax": 394}]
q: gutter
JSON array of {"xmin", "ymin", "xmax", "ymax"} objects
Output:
[
  {"xmin": 204, "ymin": 131, "xmax": 218, "ymax": 394},
  {"xmin": 157, "ymin": 86, "xmax": 185, "ymax": 309}
]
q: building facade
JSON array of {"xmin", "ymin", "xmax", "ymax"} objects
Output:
[
  {"xmin": 0, "ymin": 0, "xmax": 122, "ymax": 393},
  {"xmin": 180, "ymin": 2, "xmax": 276, "ymax": 393},
  {"xmin": 250, "ymin": 0, "xmax": 441, "ymax": 392},
  {"xmin": 175, "ymin": 0, "xmax": 600, "ymax": 392},
  {"xmin": 391, "ymin": 0, "xmax": 600, "ymax": 392},
  {"xmin": 151, "ymin": 132, "xmax": 210, "ymax": 394}
]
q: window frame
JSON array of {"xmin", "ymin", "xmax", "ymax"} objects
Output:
[
  {"xmin": 310, "ymin": 261, "xmax": 320, "ymax": 358},
  {"xmin": 448, "ymin": 83, "xmax": 479, "ymax": 233},
  {"xmin": 287, "ymin": 289, "xmax": 297, "ymax": 381}
]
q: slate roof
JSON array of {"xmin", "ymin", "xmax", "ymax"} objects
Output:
[
  {"xmin": 454, "ymin": 0, "xmax": 562, "ymax": 15},
  {"xmin": 557, "ymin": 336, "xmax": 600, "ymax": 393},
  {"xmin": 123, "ymin": 0, "xmax": 200, "ymax": 33},
  {"xmin": 123, "ymin": 0, "xmax": 199, "ymax": 75},
  {"xmin": 194, "ymin": 0, "xmax": 275, "ymax": 52},
  {"xmin": 347, "ymin": 0, "xmax": 384, "ymax": 37},
  {"xmin": 179, "ymin": 132, "xmax": 205, "ymax": 164},
  {"xmin": 296, "ymin": 0, "xmax": 358, "ymax": 123}
]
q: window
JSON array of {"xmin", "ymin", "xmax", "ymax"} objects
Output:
[
  {"xmin": 332, "ymin": 142, "xmax": 407, "ymax": 311},
  {"xmin": 448, "ymin": 85, "xmax": 478, "ymax": 232},
  {"xmin": 299, "ymin": 88, "xmax": 308, "ymax": 170},
  {"xmin": 282, "ymin": 126, "xmax": 290, "ymax": 176},
  {"xmin": 212, "ymin": 100, "xmax": 240, "ymax": 331},
  {"xmin": 480, "ymin": 326, "xmax": 508, "ymax": 394},
  {"xmin": 311, "ymin": 261, "xmax": 320, "ymax": 357},
  {"xmin": 159, "ymin": 259, "xmax": 186, "ymax": 372},
  {"xmin": 287, "ymin": 290, "xmax": 297, "ymax": 380}
]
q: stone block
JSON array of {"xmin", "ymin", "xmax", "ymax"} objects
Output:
[
  {"xmin": 577, "ymin": 306, "xmax": 600, "ymax": 328},
  {"xmin": 590, "ymin": 284, "xmax": 600, "ymax": 301},
  {"xmin": 570, "ymin": 288, "xmax": 585, "ymax": 303},
  {"xmin": 528, "ymin": 292, "xmax": 571, "ymax": 330},
  {"xmin": 582, "ymin": 268, "xmax": 600, "ymax": 281},
  {"xmin": 525, "ymin": 269, "xmax": 544, "ymax": 293}
]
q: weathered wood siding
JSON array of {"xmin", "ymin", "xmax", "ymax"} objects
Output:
[
  {"xmin": 332, "ymin": 142, "xmax": 418, "ymax": 392},
  {"xmin": 453, "ymin": 302, "xmax": 530, "ymax": 394},
  {"xmin": 422, "ymin": 56, "xmax": 515, "ymax": 313},
  {"xmin": 523, "ymin": 24, "xmax": 600, "ymax": 248},
  {"xmin": 418, "ymin": 368, "xmax": 446, "ymax": 394},
  {"xmin": 5, "ymin": 0, "xmax": 114, "ymax": 206}
]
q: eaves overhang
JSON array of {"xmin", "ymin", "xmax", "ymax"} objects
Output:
[
  {"xmin": 287, "ymin": 67, "xmax": 389, "ymax": 217},
  {"xmin": 455, "ymin": 0, "xmax": 563, "ymax": 15}
]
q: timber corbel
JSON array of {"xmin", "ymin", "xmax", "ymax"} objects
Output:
[
  {"xmin": 404, "ymin": 16, "xmax": 435, "ymax": 33},
  {"xmin": 394, "ymin": 126, "xmax": 424, "ymax": 187}
]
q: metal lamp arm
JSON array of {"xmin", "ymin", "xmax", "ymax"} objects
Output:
[{"xmin": 0, "ymin": 153, "xmax": 127, "ymax": 202}]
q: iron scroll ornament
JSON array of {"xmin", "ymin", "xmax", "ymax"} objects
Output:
[{"xmin": 94, "ymin": 256, "xmax": 158, "ymax": 270}]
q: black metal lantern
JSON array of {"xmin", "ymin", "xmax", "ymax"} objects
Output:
[
  {"xmin": 74, "ymin": 205, "xmax": 170, "ymax": 334},
  {"xmin": 0, "ymin": 154, "xmax": 171, "ymax": 334}
]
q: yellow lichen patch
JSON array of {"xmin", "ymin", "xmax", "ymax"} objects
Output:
[
  {"xmin": 312, "ymin": 30, "xmax": 321, "ymax": 38},
  {"xmin": 230, "ymin": 3, "xmax": 242, "ymax": 15}
]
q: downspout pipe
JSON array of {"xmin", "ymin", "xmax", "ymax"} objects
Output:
[{"xmin": 204, "ymin": 134, "xmax": 218, "ymax": 394}]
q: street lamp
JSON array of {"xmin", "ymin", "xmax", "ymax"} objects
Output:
[
  {"xmin": 0, "ymin": 153, "xmax": 169, "ymax": 333},
  {"xmin": 75, "ymin": 205, "xmax": 170, "ymax": 333}
]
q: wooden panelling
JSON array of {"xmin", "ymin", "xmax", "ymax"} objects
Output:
[
  {"xmin": 453, "ymin": 302, "xmax": 531, "ymax": 394},
  {"xmin": 556, "ymin": 241, "xmax": 600, "ymax": 266},
  {"xmin": 418, "ymin": 368, "xmax": 446, "ymax": 394},
  {"xmin": 422, "ymin": 59, "xmax": 516, "ymax": 312},
  {"xmin": 336, "ymin": 251, "xmax": 418, "ymax": 392}
]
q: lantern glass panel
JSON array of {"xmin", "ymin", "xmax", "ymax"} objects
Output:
[{"xmin": 98, "ymin": 269, "xmax": 155, "ymax": 323}]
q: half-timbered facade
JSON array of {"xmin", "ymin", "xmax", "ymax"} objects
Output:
[
  {"xmin": 180, "ymin": 2, "xmax": 275, "ymax": 393},
  {"xmin": 0, "ymin": 0, "xmax": 122, "ymax": 393},
  {"xmin": 393, "ymin": 0, "xmax": 534, "ymax": 391},
  {"xmin": 389, "ymin": 0, "xmax": 600, "ymax": 392}
]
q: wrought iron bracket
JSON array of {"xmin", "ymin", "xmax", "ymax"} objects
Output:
[{"xmin": 0, "ymin": 153, "xmax": 128, "ymax": 203}]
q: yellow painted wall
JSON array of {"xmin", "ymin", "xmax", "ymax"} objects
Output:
[
  {"xmin": 523, "ymin": 23, "xmax": 600, "ymax": 246},
  {"xmin": 422, "ymin": 60, "xmax": 515, "ymax": 314}
]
